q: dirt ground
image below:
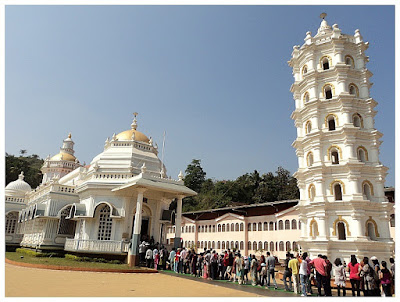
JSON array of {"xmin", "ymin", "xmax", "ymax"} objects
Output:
[{"xmin": 5, "ymin": 263, "xmax": 259, "ymax": 297}]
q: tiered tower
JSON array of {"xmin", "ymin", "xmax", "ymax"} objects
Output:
[{"xmin": 288, "ymin": 14, "xmax": 394, "ymax": 261}]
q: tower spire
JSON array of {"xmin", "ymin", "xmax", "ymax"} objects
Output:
[{"xmin": 131, "ymin": 112, "xmax": 138, "ymax": 130}]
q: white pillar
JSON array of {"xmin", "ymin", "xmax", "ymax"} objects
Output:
[
  {"xmin": 128, "ymin": 188, "xmax": 146, "ymax": 266},
  {"xmin": 174, "ymin": 195, "xmax": 184, "ymax": 249}
]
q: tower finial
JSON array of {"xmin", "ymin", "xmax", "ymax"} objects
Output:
[
  {"xmin": 131, "ymin": 112, "xmax": 138, "ymax": 130},
  {"xmin": 68, "ymin": 133, "xmax": 72, "ymax": 139},
  {"xmin": 320, "ymin": 12, "xmax": 327, "ymax": 20},
  {"xmin": 18, "ymin": 171, "xmax": 24, "ymax": 180}
]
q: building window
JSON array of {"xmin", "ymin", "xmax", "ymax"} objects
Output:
[
  {"xmin": 279, "ymin": 241, "xmax": 284, "ymax": 251},
  {"xmin": 293, "ymin": 241, "xmax": 298, "ymax": 251},
  {"xmin": 291, "ymin": 219, "xmax": 297, "ymax": 230},
  {"xmin": 331, "ymin": 149, "xmax": 339, "ymax": 164},
  {"xmin": 226, "ymin": 223, "xmax": 230, "ymax": 232},
  {"xmin": 349, "ymin": 83, "xmax": 359, "ymax": 97},
  {"xmin": 345, "ymin": 55, "xmax": 355, "ymax": 68},
  {"xmin": 263, "ymin": 222, "xmax": 268, "ymax": 231},
  {"xmin": 248, "ymin": 223, "xmax": 251, "ymax": 231},
  {"xmin": 218, "ymin": 224, "xmax": 221, "ymax": 232},
  {"xmin": 337, "ymin": 222, "xmax": 346, "ymax": 240},
  {"xmin": 240, "ymin": 223, "xmax": 244, "ymax": 231},
  {"xmin": 278, "ymin": 220, "xmax": 284, "ymax": 230},
  {"xmin": 324, "ymin": 84, "xmax": 333, "ymax": 99},
  {"xmin": 97, "ymin": 204, "xmax": 112, "ymax": 241},
  {"xmin": 217, "ymin": 241, "xmax": 221, "ymax": 249},
  {"xmin": 231, "ymin": 223, "xmax": 234, "ymax": 231},
  {"xmin": 309, "ymin": 184, "xmax": 316, "ymax": 201},
  {"xmin": 253, "ymin": 222, "xmax": 256, "ymax": 231},
  {"xmin": 353, "ymin": 113, "xmax": 363, "ymax": 128},
  {"xmin": 240, "ymin": 241, "xmax": 244, "ymax": 250},
  {"xmin": 264, "ymin": 241, "xmax": 268, "ymax": 251},
  {"xmin": 222, "ymin": 224, "xmax": 225, "ymax": 232},
  {"xmin": 285, "ymin": 220, "xmax": 290, "ymax": 230},
  {"xmin": 222, "ymin": 241, "xmax": 225, "ymax": 250},
  {"xmin": 321, "ymin": 56, "xmax": 330, "ymax": 70},
  {"xmin": 269, "ymin": 221, "xmax": 274, "ymax": 231},
  {"xmin": 212, "ymin": 225, "xmax": 215, "ymax": 232},
  {"xmin": 247, "ymin": 241, "xmax": 251, "ymax": 251},
  {"xmin": 363, "ymin": 181, "xmax": 373, "ymax": 201},
  {"xmin": 58, "ymin": 206, "xmax": 76, "ymax": 236},
  {"xmin": 302, "ymin": 65, "xmax": 308, "ymax": 75},
  {"xmin": 258, "ymin": 222, "xmax": 262, "ymax": 231},
  {"xmin": 202, "ymin": 225, "xmax": 205, "ymax": 232},
  {"xmin": 303, "ymin": 92, "xmax": 310, "ymax": 103},
  {"xmin": 5, "ymin": 212, "xmax": 18, "ymax": 234},
  {"xmin": 327, "ymin": 116, "xmax": 336, "ymax": 130},
  {"xmin": 334, "ymin": 183, "xmax": 343, "ymax": 201},
  {"xmin": 305, "ymin": 120, "xmax": 312, "ymax": 134},
  {"xmin": 253, "ymin": 241, "xmax": 257, "ymax": 251},
  {"xmin": 306, "ymin": 151, "xmax": 314, "ymax": 167},
  {"xmin": 286, "ymin": 241, "xmax": 291, "ymax": 251},
  {"xmin": 357, "ymin": 146, "xmax": 368, "ymax": 162},
  {"xmin": 198, "ymin": 226, "xmax": 201, "ymax": 232},
  {"xmin": 212, "ymin": 241, "xmax": 215, "ymax": 249},
  {"xmin": 270, "ymin": 241, "xmax": 274, "ymax": 252}
]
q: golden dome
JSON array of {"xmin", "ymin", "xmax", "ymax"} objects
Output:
[
  {"xmin": 50, "ymin": 152, "xmax": 76, "ymax": 162},
  {"xmin": 115, "ymin": 129, "xmax": 150, "ymax": 143}
]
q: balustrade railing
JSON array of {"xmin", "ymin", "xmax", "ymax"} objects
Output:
[{"xmin": 65, "ymin": 238, "xmax": 129, "ymax": 254}]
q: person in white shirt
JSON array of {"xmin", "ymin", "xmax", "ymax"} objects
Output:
[{"xmin": 145, "ymin": 248, "xmax": 153, "ymax": 268}]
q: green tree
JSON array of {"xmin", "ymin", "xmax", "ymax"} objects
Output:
[
  {"xmin": 184, "ymin": 159, "xmax": 206, "ymax": 193},
  {"xmin": 6, "ymin": 153, "xmax": 44, "ymax": 188}
]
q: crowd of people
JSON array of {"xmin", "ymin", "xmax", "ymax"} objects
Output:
[{"xmin": 139, "ymin": 241, "xmax": 395, "ymax": 297}]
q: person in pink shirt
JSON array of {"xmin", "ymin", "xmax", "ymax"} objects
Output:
[{"xmin": 310, "ymin": 254, "xmax": 328, "ymax": 296}]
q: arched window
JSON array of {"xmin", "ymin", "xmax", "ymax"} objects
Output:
[
  {"xmin": 226, "ymin": 241, "xmax": 229, "ymax": 249},
  {"xmin": 197, "ymin": 241, "xmax": 200, "ymax": 247},
  {"xmin": 285, "ymin": 220, "xmax": 290, "ymax": 230},
  {"xmin": 222, "ymin": 241, "xmax": 225, "ymax": 249},
  {"xmin": 230, "ymin": 223, "xmax": 234, "ymax": 231},
  {"xmin": 306, "ymin": 151, "xmax": 314, "ymax": 167},
  {"xmin": 240, "ymin": 241, "xmax": 244, "ymax": 250},
  {"xmin": 5, "ymin": 212, "xmax": 18, "ymax": 234},
  {"xmin": 309, "ymin": 184, "xmax": 316, "ymax": 201},
  {"xmin": 217, "ymin": 241, "xmax": 221, "ymax": 249},
  {"xmin": 212, "ymin": 225, "xmax": 215, "ymax": 232},
  {"xmin": 248, "ymin": 223, "xmax": 251, "ymax": 231},
  {"xmin": 235, "ymin": 241, "xmax": 239, "ymax": 249},
  {"xmin": 324, "ymin": 84, "xmax": 333, "ymax": 99},
  {"xmin": 208, "ymin": 241, "xmax": 211, "ymax": 249},
  {"xmin": 248, "ymin": 241, "xmax": 251, "ymax": 250},
  {"xmin": 293, "ymin": 241, "xmax": 298, "ymax": 251},
  {"xmin": 353, "ymin": 113, "xmax": 363, "ymax": 128},
  {"xmin": 310, "ymin": 219, "xmax": 319, "ymax": 238},
  {"xmin": 185, "ymin": 226, "xmax": 188, "ymax": 233},
  {"xmin": 253, "ymin": 241, "xmax": 257, "ymax": 251},
  {"xmin": 58, "ymin": 206, "xmax": 76, "ymax": 236},
  {"xmin": 240, "ymin": 223, "xmax": 244, "ymax": 231},
  {"xmin": 337, "ymin": 222, "xmax": 346, "ymax": 240},
  {"xmin": 345, "ymin": 55, "xmax": 355, "ymax": 68},
  {"xmin": 205, "ymin": 225, "xmax": 208, "ymax": 232},
  {"xmin": 235, "ymin": 223, "xmax": 239, "ymax": 231},
  {"xmin": 334, "ymin": 183, "xmax": 343, "ymax": 201},
  {"xmin": 263, "ymin": 222, "xmax": 268, "ymax": 231},
  {"xmin": 357, "ymin": 146, "xmax": 368, "ymax": 162},
  {"xmin": 269, "ymin": 221, "xmax": 274, "ymax": 231},
  {"xmin": 258, "ymin": 241, "xmax": 263, "ymax": 250},
  {"xmin": 286, "ymin": 241, "xmax": 291, "ymax": 251},
  {"xmin": 231, "ymin": 241, "xmax": 234, "ymax": 249},
  {"xmin": 363, "ymin": 181, "xmax": 373, "ymax": 201},
  {"xmin": 279, "ymin": 241, "xmax": 284, "ymax": 251},
  {"xmin": 222, "ymin": 224, "xmax": 225, "ymax": 232},
  {"xmin": 209, "ymin": 225, "xmax": 212, "ymax": 232},
  {"xmin": 302, "ymin": 65, "xmax": 308, "ymax": 75},
  {"xmin": 264, "ymin": 241, "xmax": 268, "ymax": 251},
  {"xmin": 331, "ymin": 149, "xmax": 339, "ymax": 164},
  {"xmin": 367, "ymin": 222, "xmax": 377, "ymax": 240},
  {"xmin": 212, "ymin": 241, "xmax": 215, "ymax": 249},
  {"xmin": 201, "ymin": 241, "xmax": 204, "ymax": 248},
  {"xmin": 321, "ymin": 56, "xmax": 330, "ymax": 70},
  {"xmin": 349, "ymin": 83, "xmax": 359, "ymax": 97},
  {"xmin": 97, "ymin": 204, "xmax": 112, "ymax": 241},
  {"xmin": 278, "ymin": 220, "xmax": 284, "ymax": 230},
  {"xmin": 390, "ymin": 214, "xmax": 395, "ymax": 227},
  {"xmin": 253, "ymin": 222, "xmax": 256, "ymax": 231},
  {"xmin": 305, "ymin": 120, "xmax": 312, "ymax": 134},
  {"xmin": 327, "ymin": 115, "xmax": 336, "ymax": 130},
  {"xmin": 218, "ymin": 224, "xmax": 221, "ymax": 232},
  {"xmin": 226, "ymin": 224, "xmax": 229, "ymax": 232},
  {"xmin": 258, "ymin": 222, "xmax": 262, "ymax": 231},
  {"xmin": 270, "ymin": 241, "xmax": 274, "ymax": 252},
  {"xmin": 303, "ymin": 92, "xmax": 310, "ymax": 103},
  {"xmin": 291, "ymin": 219, "xmax": 297, "ymax": 230},
  {"xmin": 202, "ymin": 225, "xmax": 205, "ymax": 232}
]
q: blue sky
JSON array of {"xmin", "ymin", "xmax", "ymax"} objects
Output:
[{"xmin": 5, "ymin": 5, "xmax": 395, "ymax": 186}]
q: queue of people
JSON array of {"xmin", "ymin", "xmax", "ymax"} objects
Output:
[{"xmin": 140, "ymin": 242, "xmax": 395, "ymax": 297}]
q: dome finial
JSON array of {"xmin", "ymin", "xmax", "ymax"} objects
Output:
[
  {"xmin": 19, "ymin": 171, "xmax": 25, "ymax": 180},
  {"xmin": 68, "ymin": 133, "xmax": 72, "ymax": 139},
  {"xmin": 131, "ymin": 112, "xmax": 138, "ymax": 130},
  {"xmin": 320, "ymin": 12, "xmax": 327, "ymax": 20}
]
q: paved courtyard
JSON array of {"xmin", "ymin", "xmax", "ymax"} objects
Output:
[{"xmin": 6, "ymin": 263, "xmax": 263, "ymax": 297}]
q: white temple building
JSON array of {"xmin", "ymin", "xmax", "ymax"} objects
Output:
[
  {"xmin": 288, "ymin": 14, "xmax": 394, "ymax": 262},
  {"xmin": 13, "ymin": 114, "xmax": 196, "ymax": 265}
]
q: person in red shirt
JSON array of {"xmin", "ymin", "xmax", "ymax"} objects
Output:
[
  {"xmin": 310, "ymin": 254, "xmax": 328, "ymax": 296},
  {"xmin": 223, "ymin": 250, "xmax": 229, "ymax": 280},
  {"xmin": 346, "ymin": 255, "xmax": 361, "ymax": 296}
]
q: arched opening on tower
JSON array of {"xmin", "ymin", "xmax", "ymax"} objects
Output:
[
  {"xmin": 307, "ymin": 152, "xmax": 314, "ymax": 167},
  {"xmin": 357, "ymin": 148, "xmax": 367, "ymax": 162},
  {"xmin": 353, "ymin": 114, "xmax": 362, "ymax": 127},
  {"xmin": 306, "ymin": 121, "xmax": 312, "ymax": 134},
  {"xmin": 303, "ymin": 92, "xmax": 310, "ymax": 103},
  {"xmin": 331, "ymin": 150, "xmax": 339, "ymax": 164},
  {"xmin": 367, "ymin": 222, "xmax": 377, "ymax": 240},
  {"xmin": 328, "ymin": 118, "xmax": 336, "ymax": 130},
  {"xmin": 309, "ymin": 184, "xmax": 316, "ymax": 201},
  {"xmin": 334, "ymin": 184, "xmax": 343, "ymax": 201},
  {"xmin": 337, "ymin": 222, "xmax": 346, "ymax": 240},
  {"xmin": 322, "ymin": 58, "xmax": 330, "ymax": 70},
  {"xmin": 349, "ymin": 85, "xmax": 356, "ymax": 95},
  {"xmin": 363, "ymin": 183, "xmax": 372, "ymax": 201},
  {"xmin": 324, "ymin": 85, "xmax": 333, "ymax": 99}
]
